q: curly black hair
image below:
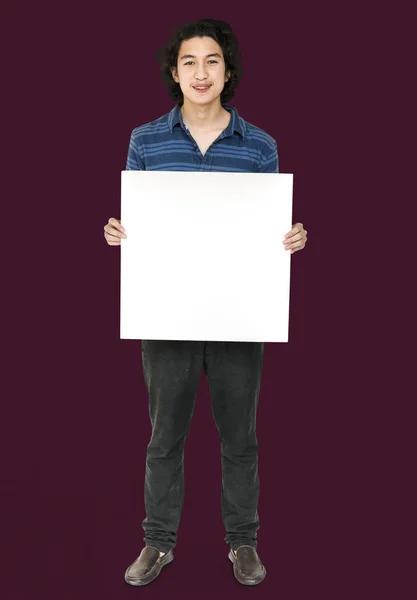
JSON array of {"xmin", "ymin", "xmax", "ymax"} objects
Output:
[{"xmin": 156, "ymin": 18, "xmax": 243, "ymax": 106}]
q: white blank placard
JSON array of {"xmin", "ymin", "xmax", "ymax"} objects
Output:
[{"xmin": 120, "ymin": 171, "xmax": 293, "ymax": 342}]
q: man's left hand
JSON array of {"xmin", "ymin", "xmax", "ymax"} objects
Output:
[{"xmin": 283, "ymin": 223, "xmax": 308, "ymax": 254}]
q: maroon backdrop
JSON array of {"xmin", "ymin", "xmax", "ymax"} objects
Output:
[{"xmin": 2, "ymin": 1, "xmax": 410, "ymax": 599}]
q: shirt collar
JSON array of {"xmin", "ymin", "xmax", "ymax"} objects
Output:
[{"xmin": 168, "ymin": 104, "xmax": 246, "ymax": 139}]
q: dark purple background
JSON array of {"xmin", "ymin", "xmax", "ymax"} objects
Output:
[{"xmin": 2, "ymin": 2, "xmax": 412, "ymax": 599}]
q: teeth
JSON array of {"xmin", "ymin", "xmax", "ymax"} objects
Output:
[{"xmin": 194, "ymin": 86, "xmax": 210, "ymax": 89}]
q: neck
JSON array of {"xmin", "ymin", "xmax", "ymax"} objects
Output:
[{"xmin": 180, "ymin": 99, "xmax": 228, "ymax": 131}]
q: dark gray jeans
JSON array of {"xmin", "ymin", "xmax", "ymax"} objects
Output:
[{"xmin": 140, "ymin": 339, "xmax": 264, "ymax": 553}]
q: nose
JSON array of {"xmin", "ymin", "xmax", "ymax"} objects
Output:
[{"xmin": 194, "ymin": 62, "xmax": 208, "ymax": 80}]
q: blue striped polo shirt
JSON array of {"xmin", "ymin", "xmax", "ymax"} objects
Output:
[{"xmin": 125, "ymin": 104, "xmax": 278, "ymax": 173}]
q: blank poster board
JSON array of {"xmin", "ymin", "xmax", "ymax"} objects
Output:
[{"xmin": 120, "ymin": 171, "xmax": 293, "ymax": 343}]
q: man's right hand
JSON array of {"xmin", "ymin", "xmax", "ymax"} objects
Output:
[{"xmin": 104, "ymin": 218, "xmax": 127, "ymax": 246}]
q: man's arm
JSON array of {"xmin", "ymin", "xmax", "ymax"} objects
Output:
[
  {"xmin": 126, "ymin": 132, "xmax": 145, "ymax": 170},
  {"xmin": 104, "ymin": 131, "xmax": 143, "ymax": 246},
  {"xmin": 258, "ymin": 141, "xmax": 279, "ymax": 173}
]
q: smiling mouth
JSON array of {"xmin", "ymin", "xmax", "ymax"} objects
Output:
[{"xmin": 192, "ymin": 85, "xmax": 212, "ymax": 91}]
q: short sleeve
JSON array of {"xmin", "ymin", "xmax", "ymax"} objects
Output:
[
  {"xmin": 258, "ymin": 141, "xmax": 279, "ymax": 173},
  {"xmin": 125, "ymin": 132, "xmax": 145, "ymax": 170}
]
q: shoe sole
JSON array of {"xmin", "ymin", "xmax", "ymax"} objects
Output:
[
  {"xmin": 124, "ymin": 550, "xmax": 174, "ymax": 586},
  {"xmin": 228, "ymin": 550, "xmax": 266, "ymax": 586}
]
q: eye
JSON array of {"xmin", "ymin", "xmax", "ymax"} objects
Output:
[{"xmin": 183, "ymin": 60, "xmax": 219, "ymax": 65}]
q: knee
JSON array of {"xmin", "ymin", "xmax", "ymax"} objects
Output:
[
  {"xmin": 148, "ymin": 430, "xmax": 187, "ymax": 458},
  {"xmin": 221, "ymin": 434, "xmax": 258, "ymax": 459}
]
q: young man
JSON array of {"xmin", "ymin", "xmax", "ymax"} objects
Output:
[{"xmin": 104, "ymin": 18, "xmax": 307, "ymax": 587}]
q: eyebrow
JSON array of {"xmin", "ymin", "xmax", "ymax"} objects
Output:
[{"xmin": 179, "ymin": 53, "xmax": 222, "ymax": 60}]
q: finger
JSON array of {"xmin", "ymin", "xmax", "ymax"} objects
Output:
[
  {"xmin": 104, "ymin": 234, "xmax": 121, "ymax": 244},
  {"xmin": 292, "ymin": 223, "xmax": 304, "ymax": 234},
  {"xmin": 108, "ymin": 217, "xmax": 125, "ymax": 233},
  {"xmin": 285, "ymin": 239, "xmax": 305, "ymax": 250},
  {"xmin": 104, "ymin": 225, "xmax": 126, "ymax": 238},
  {"xmin": 290, "ymin": 243, "xmax": 304, "ymax": 253},
  {"xmin": 291, "ymin": 239, "xmax": 306, "ymax": 248},
  {"xmin": 283, "ymin": 232, "xmax": 303, "ymax": 245},
  {"xmin": 283, "ymin": 224, "xmax": 302, "ymax": 239},
  {"xmin": 105, "ymin": 233, "xmax": 121, "ymax": 244}
]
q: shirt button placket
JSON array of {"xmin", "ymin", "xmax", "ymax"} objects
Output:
[
  {"xmin": 184, "ymin": 124, "xmax": 201, "ymax": 168},
  {"xmin": 200, "ymin": 149, "xmax": 209, "ymax": 170}
]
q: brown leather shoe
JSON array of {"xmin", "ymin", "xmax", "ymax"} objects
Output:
[
  {"xmin": 228, "ymin": 545, "xmax": 266, "ymax": 586},
  {"xmin": 124, "ymin": 546, "xmax": 174, "ymax": 586}
]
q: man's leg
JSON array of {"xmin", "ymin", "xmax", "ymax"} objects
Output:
[
  {"xmin": 141, "ymin": 339, "xmax": 204, "ymax": 553},
  {"xmin": 204, "ymin": 341, "xmax": 264, "ymax": 551}
]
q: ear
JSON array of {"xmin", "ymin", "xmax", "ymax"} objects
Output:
[
  {"xmin": 171, "ymin": 67, "xmax": 179, "ymax": 83},
  {"xmin": 225, "ymin": 70, "xmax": 231, "ymax": 83}
]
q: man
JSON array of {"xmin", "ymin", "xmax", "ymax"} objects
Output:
[{"xmin": 104, "ymin": 18, "xmax": 307, "ymax": 587}]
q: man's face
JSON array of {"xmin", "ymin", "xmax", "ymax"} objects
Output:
[{"xmin": 171, "ymin": 36, "xmax": 230, "ymax": 107}]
